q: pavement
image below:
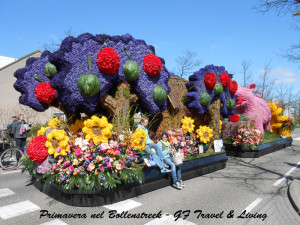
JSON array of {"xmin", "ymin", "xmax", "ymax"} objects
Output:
[
  {"xmin": 288, "ymin": 177, "xmax": 300, "ymax": 215},
  {"xmin": 287, "ymin": 130, "xmax": 300, "ymax": 216}
]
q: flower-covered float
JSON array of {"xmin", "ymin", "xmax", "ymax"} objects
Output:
[
  {"xmin": 220, "ymin": 84, "xmax": 293, "ymax": 158},
  {"xmin": 15, "ymin": 33, "xmax": 231, "ymax": 206}
]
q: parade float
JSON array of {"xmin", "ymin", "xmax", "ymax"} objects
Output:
[
  {"xmin": 221, "ymin": 84, "xmax": 293, "ymax": 157},
  {"xmin": 15, "ymin": 33, "xmax": 234, "ymax": 206}
]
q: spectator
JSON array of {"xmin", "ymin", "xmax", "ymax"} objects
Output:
[
  {"xmin": 12, "ymin": 114, "xmax": 29, "ymax": 152},
  {"xmin": 137, "ymin": 117, "xmax": 170, "ymax": 173},
  {"xmin": 6, "ymin": 116, "xmax": 18, "ymax": 139},
  {"xmin": 157, "ymin": 132, "xmax": 184, "ymax": 190},
  {"xmin": 59, "ymin": 115, "xmax": 65, "ymax": 122}
]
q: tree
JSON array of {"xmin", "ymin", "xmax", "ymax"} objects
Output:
[
  {"xmin": 175, "ymin": 50, "xmax": 202, "ymax": 78},
  {"xmin": 256, "ymin": 1, "xmax": 300, "ymax": 63},
  {"xmin": 282, "ymin": 42, "xmax": 300, "ymax": 63},
  {"xmin": 241, "ymin": 59, "xmax": 252, "ymax": 87},
  {"xmin": 256, "ymin": 0, "xmax": 300, "ymax": 16},
  {"xmin": 256, "ymin": 59, "xmax": 275, "ymax": 101},
  {"xmin": 274, "ymin": 82, "xmax": 295, "ymax": 110}
]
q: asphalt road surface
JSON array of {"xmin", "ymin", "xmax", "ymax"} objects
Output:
[{"xmin": 0, "ymin": 129, "xmax": 300, "ymax": 225}]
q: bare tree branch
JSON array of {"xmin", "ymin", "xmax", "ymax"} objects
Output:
[
  {"xmin": 281, "ymin": 42, "xmax": 300, "ymax": 63},
  {"xmin": 256, "ymin": 59, "xmax": 275, "ymax": 101},
  {"xmin": 174, "ymin": 50, "xmax": 202, "ymax": 78},
  {"xmin": 256, "ymin": 0, "xmax": 300, "ymax": 16},
  {"xmin": 241, "ymin": 60, "xmax": 252, "ymax": 87}
]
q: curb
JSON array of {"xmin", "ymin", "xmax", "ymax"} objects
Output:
[{"xmin": 287, "ymin": 180, "xmax": 300, "ymax": 215}]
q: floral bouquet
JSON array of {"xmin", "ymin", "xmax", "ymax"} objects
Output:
[
  {"xmin": 282, "ymin": 117, "xmax": 296, "ymax": 131},
  {"xmin": 22, "ymin": 116, "xmax": 144, "ymax": 191},
  {"xmin": 166, "ymin": 128, "xmax": 187, "ymax": 158},
  {"xmin": 232, "ymin": 127, "xmax": 263, "ymax": 150}
]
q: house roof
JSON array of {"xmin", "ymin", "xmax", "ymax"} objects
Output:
[{"xmin": 0, "ymin": 50, "xmax": 41, "ymax": 72}]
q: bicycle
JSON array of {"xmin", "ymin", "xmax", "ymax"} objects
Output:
[{"xmin": 0, "ymin": 129, "xmax": 24, "ymax": 170}]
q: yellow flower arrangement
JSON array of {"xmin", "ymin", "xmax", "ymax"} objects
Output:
[
  {"xmin": 130, "ymin": 128, "xmax": 147, "ymax": 151},
  {"xmin": 219, "ymin": 120, "xmax": 222, "ymax": 133},
  {"xmin": 48, "ymin": 117, "xmax": 60, "ymax": 128},
  {"xmin": 37, "ymin": 126, "xmax": 50, "ymax": 136},
  {"xmin": 279, "ymin": 127, "xmax": 291, "ymax": 137},
  {"xmin": 45, "ymin": 129, "xmax": 70, "ymax": 158},
  {"xmin": 82, "ymin": 115, "xmax": 113, "ymax": 144},
  {"xmin": 196, "ymin": 125, "xmax": 213, "ymax": 143},
  {"xmin": 268, "ymin": 102, "xmax": 289, "ymax": 136},
  {"xmin": 277, "ymin": 115, "xmax": 289, "ymax": 123},
  {"xmin": 181, "ymin": 116, "xmax": 195, "ymax": 133},
  {"xmin": 69, "ymin": 119, "xmax": 85, "ymax": 133}
]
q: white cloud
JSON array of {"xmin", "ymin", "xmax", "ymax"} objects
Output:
[{"xmin": 260, "ymin": 67, "xmax": 299, "ymax": 84}]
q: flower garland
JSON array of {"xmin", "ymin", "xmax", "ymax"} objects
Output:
[
  {"xmin": 35, "ymin": 82, "xmax": 56, "ymax": 104},
  {"xmin": 219, "ymin": 72, "xmax": 231, "ymax": 88},
  {"xmin": 82, "ymin": 115, "xmax": 113, "ymax": 145},
  {"xmin": 236, "ymin": 95, "xmax": 243, "ymax": 105},
  {"xmin": 232, "ymin": 127, "xmax": 263, "ymax": 150},
  {"xmin": 229, "ymin": 80, "xmax": 238, "ymax": 94},
  {"xmin": 96, "ymin": 48, "xmax": 120, "ymax": 75},
  {"xmin": 204, "ymin": 72, "xmax": 217, "ymax": 89},
  {"xmin": 229, "ymin": 114, "xmax": 240, "ymax": 122},
  {"xmin": 69, "ymin": 119, "xmax": 85, "ymax": 134},
  {"xmin": 45, "ymin": 129, "xmax": 70, "ymax": 158},
  {"xmin": 195, "ymin": 126, "xmax": 213, "ymax": 144},
  {"xmin": 181, "ymin": 116, "xmax": 195, "ymax": 133},
  {"xmin": 27, "ymin": 135, "xmax": 48, "ymax": 163},
  {"xmin": 48, "ymin": 117, "xmax": 60, "ymax": 128},
  {"xmin": 130, "ymin": 128, "xmax": 147, "ymax": 151},
  {"xmin": 143, "ymin": 54, "xmax": 162, "ymax": 77}
]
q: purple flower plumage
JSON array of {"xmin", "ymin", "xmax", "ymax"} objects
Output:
[
  {"xmin": 49, "ymin": 33, "xmax": 170, "ymax": 115},
  {"xmin": 13, "ymin": 33, "xmax": 170, "ymax": 115},
  {"xmin": 186, "ymin": 65, "xmax": 236, "ymax": 117},
  {"xmin": 13, "ymin": 51, "xmax": 53, "ymax": 112}
]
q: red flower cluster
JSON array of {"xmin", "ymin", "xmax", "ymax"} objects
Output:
[
  {"xmin": 35, "ymin": 82, "xmax": 56, "ymax": 104},
  {"xmin": 229, "ymin": 80, "xmax": 238, "ymax": 94},
  {"xmin": 96, "ymin": 48, "xmax": 120, "ymax": 75},
  {"xmin": 204, "ymin": 73, "xmax": 217, "ymax": 89},
  {"xmin": 219, "ymin": 72, "xmax": 231, "ymax": 88},
  {"xmin": 27, "ymin": 135, "xmax": 48, "ymax": 163},
  {"xmin": 229, "ymin": 114, "xmax": 240, "ymax": 122},
  {"xmin": 236, "ymin": 95, "xmax": 243, "ymax": 105},
  {"xmin": 143, "ymin": 54, "xmax": 162, "ymax": 77}
]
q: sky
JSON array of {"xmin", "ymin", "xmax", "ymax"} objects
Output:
[{"xmin": 1, "ymin": 0, "xmax": 300, "ymax": 93}]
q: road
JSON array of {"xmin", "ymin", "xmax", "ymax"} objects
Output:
[{"xmin": 0, "ymin": 129, "xmax": 300, "ymax": 225}]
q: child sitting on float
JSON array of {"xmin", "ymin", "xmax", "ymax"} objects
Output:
[
  {"xmin": 137, "ymin": 117, "xmax": 170, "ymax": 173},
  {"xmin": 157, "ymin": 132, "xmax": 184, "ymax": 190}
]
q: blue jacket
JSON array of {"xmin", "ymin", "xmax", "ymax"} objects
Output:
[
  {"xmin": 157, "ymin": 141, "xmax": 172, "ymax": 157},
  {"xmin": 137, "ymin": 124, "xmax": 151, "ymax": 145}
]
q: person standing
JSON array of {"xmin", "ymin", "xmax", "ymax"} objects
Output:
[
  {"xmin": 7, "ymin": 116, "xmax": 18, "ymax": 139},
  {"xmin": 12, "ymin": 114, "xmax": 28, "ymax": 152},
  {"xmin": 137, "ymin": 117, "xmax": 170, "ymax": 173}
]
